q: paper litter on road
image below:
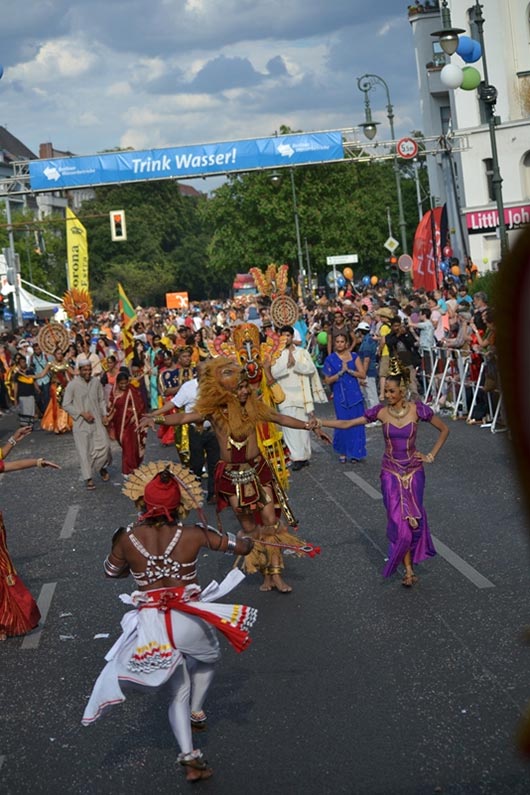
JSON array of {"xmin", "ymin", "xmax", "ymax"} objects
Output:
[
  {"xmin": 93, "ymin": 633, "xmax": 110, "ymax": 639},
  {"xmin": 59, "ymin": 634, "xmax": 76, "ymax": 640},
  {"xmin": 60, "ymin": 612, "xmax": 73, "ymax": 617}
]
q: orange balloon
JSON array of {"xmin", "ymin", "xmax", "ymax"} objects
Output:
[
  {"xmin": 370, "ymin": 275, "xmax": 378, "ymax": 286},
  {"xmin": 451, "ymin": 265, "xmax": 460, "ymax": 276},
  {"xmin": 343, "ymin": 267, "xmax": 354, "ymax": 281}
]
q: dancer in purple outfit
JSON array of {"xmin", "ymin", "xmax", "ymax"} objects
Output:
[{"xmin": 319, "ymin": 373, "xmax": 449, "ymax": 586}]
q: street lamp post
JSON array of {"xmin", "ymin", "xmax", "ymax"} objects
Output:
[
  {"xmin": 356, "ymin": 74, "xmax": 409, "ymax": 272},
  {"xmin": 271, "ymin": 169, "xmax": 306, "ymax": 301},
  {"xmin": 432, "ymin": 0, "xmax": 508, "ymax": 259}
]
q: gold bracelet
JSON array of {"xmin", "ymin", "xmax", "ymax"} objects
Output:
[
  {"xmin": 425, "ymin": 453, "xmax": 434, "ymax": 463},
  {"xmin": 36, "ymin": 458, "xmax": 44, "ymax": 468},
  {"xmin": 154, "ymin": 416, "xmax": 165, "ymax": 425}
]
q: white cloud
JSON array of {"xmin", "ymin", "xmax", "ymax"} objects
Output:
[
  {"xmin": 10, "ymin": 38, "xmax": 97, "ymax": 83},
  {"xmin": 1, "ymin": 2, "xmax": 423, "ymax": 159}
]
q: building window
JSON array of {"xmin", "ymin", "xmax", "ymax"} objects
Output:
[
  {"xmin": 483, "ymin": 158, "xmax": 494, "ymax": 201},
  {"xmin": 522, "ymin": 151, "xmax": 530, "ymax": 198}
]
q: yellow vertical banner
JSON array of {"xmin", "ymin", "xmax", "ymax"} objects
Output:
[{"xmin": 66, "ymin": 207, "xmax": 89, "ymax": 290}]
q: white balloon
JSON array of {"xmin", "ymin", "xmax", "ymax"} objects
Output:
[{"xmin": 440, "ymin": 63, "xmax": 464, "ymax": 89}]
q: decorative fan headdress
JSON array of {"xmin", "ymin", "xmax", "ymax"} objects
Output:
[
  {"xmin": 249, "ymin": 263, "xmax": 289, "ymax": 298},
  {"xmin": 250, "ymin": 263, "xmax": 299, "ymax": 329},
  {"xmin": 122, "ymin": 460, "xmax": 204, "ymax": 517},
  {"xmin": 62, "ymin": 288, "xmax": 93, "ymax": 320}
]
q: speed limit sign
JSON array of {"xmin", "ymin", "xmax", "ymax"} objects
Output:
[{"xmin": 396, "ymin": 137, "xmax": 419, "ymax": 160}]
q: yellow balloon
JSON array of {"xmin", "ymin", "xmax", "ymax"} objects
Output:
[
  {"xmin": 451, "ymin": 265, "xmax": 460, "ymax": 276},
  {"xmin": 343, "ymin": 267, "xmax": 353, "ymax": 281},
  {"xmin": 482, "ymin": 257, "xmax": 489, "ymax": 264},
  {"xmin": 370, "ymin": 275, "xmax": 378, "ymax": 286}
]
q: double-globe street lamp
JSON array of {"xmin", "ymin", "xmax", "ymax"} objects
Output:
[
  {"xmin": 431, "ymin": 0, "xmax": 508, "ymax": 258},
  {"xmin": 356, "ymin": 73, "xmax": 409, "ymax": 279}
]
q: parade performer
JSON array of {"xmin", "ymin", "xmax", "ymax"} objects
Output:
[
  {"xmin": 319, "ymin": 370, "xmax": 449, "ymax": 586},
  {"xmin": 207, "ymin": 321, "xmax": 291, "ymax": 491},
  {"xmin": 81, "ymin": 461, "xmax": 257, "ymax": 782},
  {"xmin": 106, "ymin": 371, "xmax": 147, "ymax": 475},
  {"xmin": 0, "ymin": 427, "xmax": 60, "ymax": 640},
  {"xmin": 143, "ymin": 358, "xmax": 323, "ymax": 593},
  {"xmin": 157, "ymin": 347, "xmax": 196, "ymax": 458},
  {"xmin": 40, "ymin": 348, "xmax": 75, "ymax": 434}
]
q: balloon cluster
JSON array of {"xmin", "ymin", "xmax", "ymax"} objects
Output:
[{"xmin": 440, "ymin": 35, "xmax": 482, "ymax": 92}]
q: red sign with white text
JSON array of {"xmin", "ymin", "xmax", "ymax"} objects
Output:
[{"xmin": 466, "ymin": 204, "xmax": 530, "ymax": 234}]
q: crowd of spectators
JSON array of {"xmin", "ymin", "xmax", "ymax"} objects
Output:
[{"xmin": 0, "ymin": 276, "xmax": 498, "ymax": 429}]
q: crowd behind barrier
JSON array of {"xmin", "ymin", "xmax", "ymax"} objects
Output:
[{"xmin": 0, "ymin": 278, "xmax": 502, "ymax": 436}]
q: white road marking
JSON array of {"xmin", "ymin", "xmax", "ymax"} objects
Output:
[
  {"xmin": 60, "ymin": 505, "xmax": 80, "ymax": 539},
  {"xmin": 341, "ymin": 470, "xmax": 495, "ymax": 589},
  {"xmin": 20, "ymin": 582, "xmax": 57, "ymax": 649},
  {"xmin": 431, "ymin": 535, "xmax": 495, "ymax": 589},
  {"xmin": 344, "ymin": 471, "xmax": 382, "ymax": 500}
]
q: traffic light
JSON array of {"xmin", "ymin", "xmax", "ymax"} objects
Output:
[
  {"xmin": 110, "ymin": 210, "xmax": 127, "ymax": 242},
  {"xmin": 389, "ymin": 256, "xmax": 398, "ymax": 272}
]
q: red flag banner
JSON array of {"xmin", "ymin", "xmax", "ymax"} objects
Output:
[{"xmin": 412, "ymin": 208, "xmax": 444, "ymax": 292}]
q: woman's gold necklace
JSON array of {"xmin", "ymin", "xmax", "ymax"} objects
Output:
[{"xmin": 387, "ymin": 402, "xmax": 409, "ymax": 419}]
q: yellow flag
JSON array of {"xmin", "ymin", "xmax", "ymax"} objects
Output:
[{"xmin": 66, "ymin": 207, "xmax": 89, "ymax": 290}]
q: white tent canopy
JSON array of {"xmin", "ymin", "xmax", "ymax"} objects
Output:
[{"xmin": 1, "ymin": 283, "xmax": 61, "ymax": 319}]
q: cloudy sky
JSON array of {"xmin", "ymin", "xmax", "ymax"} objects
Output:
[{"xmin": 1, "ymin": 0, "xmax": 422, "ymax": 183}]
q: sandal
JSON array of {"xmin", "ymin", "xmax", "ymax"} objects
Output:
[
  {"xmin": 339, "ymin": 455, "xmax": 347, "ymax": 464},
  {"xmin": 191, "ymin": 711, "xmax": 207, "ymax": 732},
  {"xmin": 86, "ymin": 479, "xmax": 96, "ymax": 491},
  {"xmin": 99, "ymin": 468, "xmax": 110, "ymax": 482},
  {"xmin": 401, "ymin": 572, "xmax": 418, "ymax": 587},
  {"xmin": 179, "ymin": 751, "xmax": 213, "ymax": 782}
]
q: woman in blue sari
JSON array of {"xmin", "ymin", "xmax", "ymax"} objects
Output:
[{"xmin": 322, "ymin": 333, "xmax": 366, "ymax": 462}]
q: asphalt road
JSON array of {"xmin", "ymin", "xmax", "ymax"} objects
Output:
[{"xmin": 1, "ymin": 406, "xmax": 530, "ymax": 794}]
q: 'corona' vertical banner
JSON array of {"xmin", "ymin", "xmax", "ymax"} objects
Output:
[{"xmin": 66, "ymin": 207, "xmax": 89, "ymax": 290}]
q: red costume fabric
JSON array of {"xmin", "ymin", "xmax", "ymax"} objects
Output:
[
  {"xmin": 0, "ymin": 493, "xmax": 41, "ymax": 638},
  {"xmin": 108, "ymin": 384, "xmax": 147, "ymax": 475},
  {"xmin": 214, "ymin": 447, "xmax": 274, "ymax": 514}
]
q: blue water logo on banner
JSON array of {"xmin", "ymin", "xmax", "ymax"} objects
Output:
[{"xmin": 28, "ymin": 131, "xmax": 344, "ymax": 191}]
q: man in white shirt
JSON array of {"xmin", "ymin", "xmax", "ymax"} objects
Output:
[
  {"xmin": 147, "ymin": 367, "xmax": 220, "ymax": 503},
  {"xmin": 271, "ymin": 325, "xmax": 327, "ymax": 470}
]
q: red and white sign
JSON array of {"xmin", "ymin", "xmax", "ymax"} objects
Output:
[
  {"xmin": 466, "ymin": 203, "xmax": 530, "ymax": 234},
  {"xmin": 396, "ymin": 137, "xmax": 419, "ymax": 160}
]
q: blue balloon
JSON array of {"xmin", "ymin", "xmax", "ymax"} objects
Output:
[
  {"xmin": 456, "ymin": 35, "xmax": 474, "ymax": 60},
  {"xmin": 362, "ymin": 275, "xmax": 370, "ymax": 286},
  {"xmin": 440, "ymin": 261, "xmax": 449, "ymax": 273},
  {"xmin": 336, "ymin": 274, "xmax": 346, "ymax": 288},
  {"xmin": 464, "ymin": 40, "xmax": 482, "ymax": 63}
]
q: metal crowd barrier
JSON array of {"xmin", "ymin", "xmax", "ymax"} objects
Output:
[{"xmin": 418, "ymin": 347, "xmax": 506, "ymax": 434}]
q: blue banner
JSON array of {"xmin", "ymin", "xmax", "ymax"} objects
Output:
[{"xmin": 28, "ymin": 132, "xmax": 344, "ymax": 192}]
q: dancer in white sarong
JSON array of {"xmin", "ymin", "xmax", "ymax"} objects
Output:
[{"xmin": 81, "ymin": 461, "xmax": 256, "ymax": 783}]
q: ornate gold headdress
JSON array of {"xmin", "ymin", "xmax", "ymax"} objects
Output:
[
  {"xmin": 122, "ymin": 460, "xmax": 204, "ymax": 516},
  {"xmin": 62, "ymin": 288, "xmax": 93, "ymax": 320},
  {"xmin": 388, "ymin": 356, "xmax": 410, "ymax": 384},
  {"xmin": 206, "ymin": 323, "xmax": 286, "ymax": 384}
]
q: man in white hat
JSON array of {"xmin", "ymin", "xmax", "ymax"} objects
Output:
[{"xmin": 62, "ymin": 360, "xmax": 112, "ymax": 490}]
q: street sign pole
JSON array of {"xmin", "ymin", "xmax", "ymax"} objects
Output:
[{"xmin": 4, "ymin": 198, "xmax": 23, "ymax": 328}]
